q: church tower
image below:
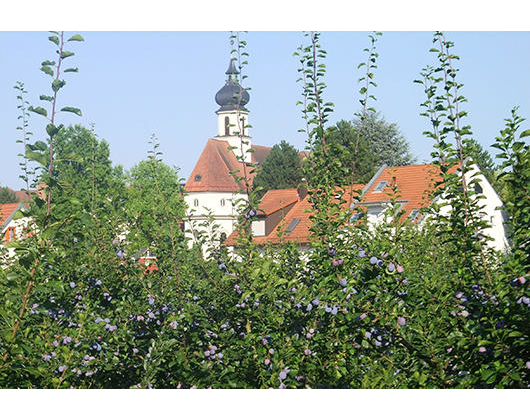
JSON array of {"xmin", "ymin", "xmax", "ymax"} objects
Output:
[{"xmin": 214, "ymin": 58, "xmax": 252, "ymax": 163}]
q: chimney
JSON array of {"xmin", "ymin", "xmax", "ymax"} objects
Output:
[{"xmin": 297, "ymin": 178, "xmax": 307, "ymax": 201}]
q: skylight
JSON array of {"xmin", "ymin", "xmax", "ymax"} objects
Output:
[
  {"xmin": 373, "ymin": 181, "xmax": 388, "ymax": 192},
  {"xmin": 286, "ymin": 218, "xmax": 301, "ymax": 233}
]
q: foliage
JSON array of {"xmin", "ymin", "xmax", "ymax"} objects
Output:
[
  {"xmin": 0, "ymin": 187, "xmax": 19, "ymax": 204},
  {"xmin": 0, "ymin": 31, "xmax": 528, "ymax": 390},
  {"xmin": 251, "ymin": 140, "xmax": 303, "ymax": 197}
]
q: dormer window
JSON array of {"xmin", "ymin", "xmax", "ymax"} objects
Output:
[
  {"xmin": 194, "ymin": 174, "xmax": 202, "ymax": 182},
  {"xmin": 373, "ymin": 181, "xmax": 388, "ymax": 193}
]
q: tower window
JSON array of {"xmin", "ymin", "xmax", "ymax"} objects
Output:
[
  {"xmin": 224, "ymin": 116, "xmax": 230, "ymax": 136},
  {"xmin": 193, "ymin": 199, "xmax": 199, "ymax": 207}
]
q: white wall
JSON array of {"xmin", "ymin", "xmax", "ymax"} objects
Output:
[
  {"xmin": 184, "ymin": 191, "xmax": 248, "ymax": 249},
  {"xmin": 215, "ymin": 110, "xmax": 251, "ymax": 163}
]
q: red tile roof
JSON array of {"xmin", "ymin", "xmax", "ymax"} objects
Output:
[
  {"xmin": 224, "ymin": 163, "xmax": 462, "ymax": 247},
  {"xmin": 225, "ymin": 184, "xmax": 364, "ymax": 246},
  {"xmin": 258, "ymin": 188, "xmax": 299, "ymax": 216},
  {"xmin": 184, "ymin": 139, "xmax": 271, "ymax": 192},
  {"xmin": 361, "ymin": 164, "xmax": 442, "ymax": 222},
  {"xmin": 0, "ymin": 203, "xmax": 26, "ymax": 228}
]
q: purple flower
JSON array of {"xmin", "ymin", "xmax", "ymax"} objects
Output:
[
  {"xmin": 63, "ymin": 336, "xmax": 72, "ymax": 344},
  {"xmin": 69, "ymin": 282, "xmax": 76, "ymax": 288},
  {"xmin": 73, "ymin": 237, "xmax": 78, "ymax": 243},
  {"xmin": 108, "ymin": 325, "xmax": 117, "ymax": 332},
  {"xmin": 58, "ymin": 365, "xmax": 66, "ymax": 373},
  {"xmin": 397, "ymin": 317, "xmax": 406, "ymax": 326},
  {"xmin": 306, "ymin": 303, "xmax": 313, "ymax": 312},
  {"xmin": 478, "ymin": 347, "xmax": 487, "ymax": 353},
  {"xmin": 328, "ymin": 247, "xmax": 337, "ymax": 256},
  {"xmin": 133, "ymin": 348, "xmax": 139, "ymax": 354},
  {"xmin": 312, "ymin": 298, "xmax": 320, "ymax": 306},
  {"xmin": 169, "ymin": 320, "xmax": 178, "ymax": 329},
  {"xmin": 360, "ymin": 313, "xmax": 367, "ymax": 320},
  {"xmin": 397, "ymin": 265, "xmax": 404, "ymax": 273},
  {"xmin": 95, "ymin": 279, "xmax": 102, "ymax": 286},
  {"xmin": 52, "ymin": 340, "xmax": 59, "ymax": 347},
  {"xmin": 148, "ymin": 312, "xmax": 155, "ymax": 319},
  {"xmin": 51, "ymin": 352, "xmax": 56, "ymax": 358},
  {"xmin": 218, "ymin": 353, "xmax": 224, "ymax": 359},
  {"xmin": 455, "ymin": 291, "xmax": 463, "ymax": 299},
  {"xmin": 359, "ymin": 250, "xmax": 367, "ymax": 258},
  {"xmin": 306, "ymin": 333, "xmax": 312, "ymax": 339},
  {"xmin": 42, "ymin": 354, "xmax": 51, "ymax": 361},
  {"xmin": 365, "ymin": 331, "xmax": 372, "ymax": 339},
  {"xmin": 304, "ymin": 349, "xmax": 311, "ymax": 355},
  {"xmin": 331, "ymin": 306, "xmax": 338, "ymax": 315},
  {"xmin": 381, "ymin": 251, "xmax": 389, "ymax": 258},
  {"xmin": 112, "ymin": 239, "xmax": 119, "ymax": 245},
  {"xmin": 136, "ymin": 315, "xmax": 144, "ymax": 321},
  {"xmin": 204, "ymin": 350, "xmax": 210, "ymax": 357},
  {"xmin": 460, "ymin": 310, "xmax": 469, "ymax": 318},
  {"xmin": 332, "ymin": 258, "xmax": 344, "ymax": 267},
  {"xmin": 339, "ymin": 278, "xmax": 347, "ymax": 287},
  {"xmin": 269, "ymin": 348, "xmax": 275, "ymax": 355},
  {"xmin": 388, "ymin": 263, "xmax": 396, "ymax": 272},
  {"xmin": 526, "ymin": 361, "xmax": 530, "ymax": 369},
  {"xmin": 264, "ymin": 358, "xmax": 270, "ymax": 365},
  {"xmin": 369, "ymin": 256, "xmax": 378, "ymax": 265},
  {"xmin": 309, "ymin": 328, "xmax": 315, "ymax": 334},
  {"xmin": 279, "ymin": 371, "xmax": 287, "ymax": 380}
]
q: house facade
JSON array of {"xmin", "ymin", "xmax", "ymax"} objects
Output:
[
  {"xmin": 1, "ymin": 202, "xmax": 31, "ymax": 260},
  {"xmin": 226, "ymin": 163, "xmax": 509, "ymax": 253}
]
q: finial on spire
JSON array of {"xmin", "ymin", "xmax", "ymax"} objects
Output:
[{"xmin": 225, "ymin": 58, "xmax": 239, "ymax": 77}]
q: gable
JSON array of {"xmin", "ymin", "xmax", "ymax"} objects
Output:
[{"xmin": 184, "ymin": 139, "xmax": 272, "ymax": 193}]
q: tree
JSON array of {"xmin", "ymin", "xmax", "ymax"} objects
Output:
[
  {"xmin": 126, "ymin": 156, "xmax": 187, "ymax": 254},
  {"xmin": 0, "ymin": 187, "xmax": 19, "ymax": 204},
  {"xmin": 322, "ymin": 114, "xmax": 416, "ymax": 186},
  {"xmin": 50, "ymin": 125, "xmax": 126, "ymax": 214},
  {"xmin": 324, "ymin": 119, "xmax": 374, "ymax": 185},
  {"xmin": 354, "ymin": 111, "xmax": 415, "ymax": 167},
  {"xmin": 465, "ymin": 138, "xmax": 496, "ymax": 186},
  {"xmin": 252, "ymin": 140, "xmax": 303, "ymax": 197}
]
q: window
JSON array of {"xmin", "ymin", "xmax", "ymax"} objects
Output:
[
  {"xmin": 408, "ymin": 209, "xmax": 420, "ymax": 221},
  {"xmin": 373, "ymin": 181, "xmax": 388, "ymax": 192},
  {"xmin": 474, "ymin": 183, "xmax": 483, "ymax": 194},
  {"xmin": 224, "ymin": 116, "xmax": 230, "ymax": 136},
  {"xmin": 193, "ymin": 199, "xmax": 199, "ymax": 207},
  {"xmin": 286, "ymin": 218, "xmax": 301, "ymax": 234},
  {"xmin": 4, "ymin": 227, "xmax": 16, "ymax": 243},
  {"xmin": 194, "ymin": 174, "xmax": 202, "ymax": 182},
  {"xmin": 220, "ymin": 198, "xmax": 226, "ymax": 207},
  {"xmin": 350, "ymin": 212, "xmax": 363, "ymax": 222}
]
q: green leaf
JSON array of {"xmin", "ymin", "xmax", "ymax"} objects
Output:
[
  {"xmin": 48, "ymin": 36, "xmax": 59, "ymax": 45},
  {"xmin": 28, "ymin": 106, "xmax": 48, "ymax": 117},
  {"xmin": 39, "ymin": 95, "xmax": 54, "ymax": 102},
  {"xmin": 60, "ymin": 51, "xmax": 75, "ymax": 59},
  {"xmin": 60, "ymin": 106, "xmax": 82, "ymax": 116},
  {"xmin": 519, "ymin": 129, "xmax": 530, "ymax": 139},
  {"xmin": 40, "ymin": 66, "xmax": 54, "ymax": 77},
  {"xmin": 46, "ymin": 124, "xmax": 59, "ymax": 137},
  {"xmin": 67, "ymin": 34, "xmax": 84, "ymax": 42},
  {"xmin": 52, "ymin": 79, "xmax": 66, "ymax": 93},
  {"xmin": 64, "ymin": 67, "xmax": 79, "ymax": 73},
  {"xmin": 41, "ymin": 60, "xmax": 56, "ymax": 66}
]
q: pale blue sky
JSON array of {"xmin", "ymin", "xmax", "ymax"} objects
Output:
[{"xmin": 1, "ymin": 31, "xmax": 529, "ymax": 189}]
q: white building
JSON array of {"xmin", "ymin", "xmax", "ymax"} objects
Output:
[{"xmin": 183, "ymin": 59, "xmax": 271, "ymax": 245}]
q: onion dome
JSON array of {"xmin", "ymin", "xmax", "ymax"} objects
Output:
[{"xmin": 215, "ymin": 59, "xmax": 250, "ymax": 112}]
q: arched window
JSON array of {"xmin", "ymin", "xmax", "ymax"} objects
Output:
[
  {"xmin": 193, "ymin": 199, "xmax": 199, "ymax": 207},
  {"xmin": 224, "ymin": 116, "xmax": 230, "ymax": 136}
]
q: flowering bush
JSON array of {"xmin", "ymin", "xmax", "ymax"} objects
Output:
[{"xmin": 0, "ymin": 31, "xmax": 528, "ymax": 388}]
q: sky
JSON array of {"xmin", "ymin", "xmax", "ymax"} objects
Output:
[{"xmin": 1, "ymin": 16, "xmax": 529, "ymax": 191}]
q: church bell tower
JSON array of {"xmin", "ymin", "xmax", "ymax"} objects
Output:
[{"xmin": 214, "ymin": 58, "xmax": 252, "ymax": 163}]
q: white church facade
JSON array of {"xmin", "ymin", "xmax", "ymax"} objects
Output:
[{"xmin": 183, "ymin": 59, "xmax": 271, "ymax": 245}]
